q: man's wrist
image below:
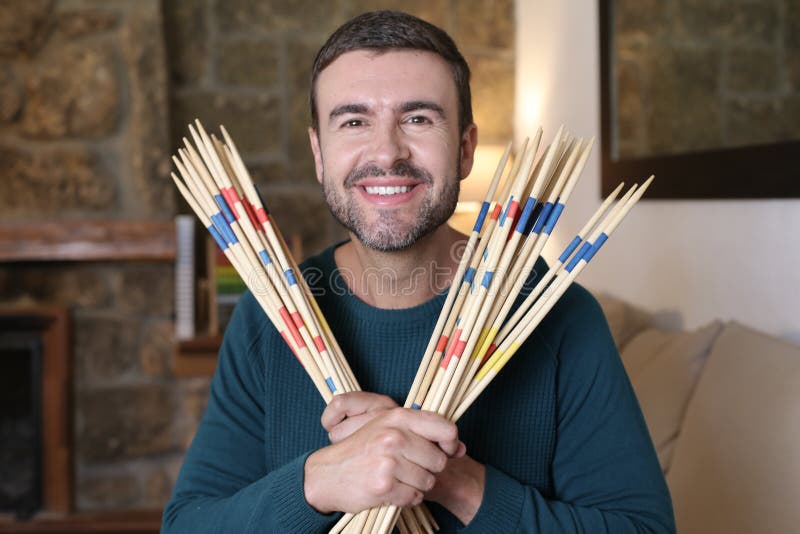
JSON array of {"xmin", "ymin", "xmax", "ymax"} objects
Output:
[
  {"xmin": 430, "ymin": 457, "xmax": 486, "ymax": 525},
  {"xmin": 303, "ymin": 448, "xmax": 333, "ymax": 514}
]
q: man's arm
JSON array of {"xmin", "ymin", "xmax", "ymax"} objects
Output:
[{"xmin": 161, "ymin": 297, "xmax": 338, "ymax": 533}]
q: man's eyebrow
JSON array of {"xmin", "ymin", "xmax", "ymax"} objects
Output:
[
  {"xmin": 399, "ymin": 101, "xmax": 445, "ymax": 117},
  {"xmin": 329, "ymin": 103, "xmax": 369, "ymax": 120}
]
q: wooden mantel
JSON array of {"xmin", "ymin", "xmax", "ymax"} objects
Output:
[{"xmin": 0, "ymin": 221, "xmax": 176, "ymax": 263}]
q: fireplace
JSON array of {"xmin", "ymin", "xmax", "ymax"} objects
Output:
[{"xmin": 0, "ymin": 309, "xmax": 71, "ymax": 520}]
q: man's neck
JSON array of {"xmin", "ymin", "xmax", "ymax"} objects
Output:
[{"xmin": 333, "ymin": 225, "xmax": 467, "ymax": 309}]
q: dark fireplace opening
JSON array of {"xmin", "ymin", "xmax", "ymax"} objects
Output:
[{"xmin": 0, "ymin": 331, "xmax": 44, "ymax": 519}]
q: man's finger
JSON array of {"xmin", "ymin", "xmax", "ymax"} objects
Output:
[
  {"xmin": 321, "ymin": 392, "xmax": 397, "ymax": 431},
  {"xmin": 328, "ymin": 413, "xmax": 377, "ymax": 443},
  {"xmin": 391, "ymin": 408, "xmax": 460, "ymax": 455}
]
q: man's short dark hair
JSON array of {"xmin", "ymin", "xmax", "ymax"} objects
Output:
[{"xmin": 310, "ymin": 10, "xmax": 473, "ymax": 135}]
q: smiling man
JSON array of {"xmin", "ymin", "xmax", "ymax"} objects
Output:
[{"xmin": 162, "ymin": 11, "xmax": 675, "ymax": 534}]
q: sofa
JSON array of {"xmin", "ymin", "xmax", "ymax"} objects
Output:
[{"xmin": 596, "ymin": 294, "xmax": 800, "ymax": 534}]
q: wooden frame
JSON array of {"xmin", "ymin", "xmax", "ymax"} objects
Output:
[
  {"xmin": 0, "ymin": 307, "xmax": 71, "ymax": 516},
  {"xmin": 599, "ymin": 0, "xmax": 800, "ymax": 199}
]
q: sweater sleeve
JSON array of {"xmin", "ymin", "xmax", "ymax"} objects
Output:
[
  {"xmin": 462, "ymin": 286, "xmax": 675, "ymax": 533},
  {"xmin": 161, "ymin": 294, "xmax": 339, "ymax": 533}
]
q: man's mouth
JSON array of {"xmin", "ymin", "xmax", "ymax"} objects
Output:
[{"xmin": 363, "ymin": 185, "xmax": 414, "ymax": 196}]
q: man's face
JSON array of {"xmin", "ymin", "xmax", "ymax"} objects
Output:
[{"xmin": 309, "ymin": 49, "xmax": 476, "ymax": 252}]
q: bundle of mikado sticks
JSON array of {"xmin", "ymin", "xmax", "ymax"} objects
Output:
[
  {"xmin": 170, "ymin": 120, "xmax": 653, "ymax": 534},
  {"xmin": 170, "ymin": 119, "xmax": 436, "ymax": 533},
  {"xmin": 331, "ymin": 126, "xmax": 654, "ymax": 534}
]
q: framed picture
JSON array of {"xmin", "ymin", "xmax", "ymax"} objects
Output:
[{"xmin": 599, "ymin": 0, "xmax": 800, "ymax": 199}]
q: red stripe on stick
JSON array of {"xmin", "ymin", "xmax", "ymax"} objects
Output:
[
  {"xmin": 290, "ymin": 311, "xmax": 304, "ymax": 328},
  {"xmin": 480, "ymin": 343, "xmax": 497, "ymax": 366},
  {"xmin": 222, "ymin": 187, "xmax": 240, "ymax": 219},
  {"xmin": 441, "ymin": 329, "xmax": 462, "ymax": 369},
  {"xmin": 454, "ymin": 339, "xmax": 468, "ymax": 358},
  {"xmin": 490, "ymin": 204, "xmax": 502, "ymax": 221},
  {"xmin": 256, "ymin": 207, "xmax": 270, "ymax": 225},
  {"xmin": 435, "ymin": 335, "xmax": 449, "ymax": 354},
  {"xmin": 279, "ymin": 307, "xmax": 306, "ymax": 348},
  {"xmin": 243, "ymin": 199, "xmax": 260, "ymax": 230},
  {"xmin": 313, "ymin": 335, "xmax": 327, "ymax": 353}
]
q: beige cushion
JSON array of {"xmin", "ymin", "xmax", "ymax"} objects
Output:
[
  {"xmin": 667, "ymin": 322, "xmax": 800, "ymax": 534},
  {"xmin": 620, "ymin": 321, "xmax": 723, "ymax": 472},
  {"xmin": 595, "ymin": 292, "xmax": 652, "ymax": 349}
]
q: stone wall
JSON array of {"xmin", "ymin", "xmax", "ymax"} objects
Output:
[
  {"xmin": 165, "ymin": 0, "xmax": 515, "ymax": 256},
  {"xmin": 0, "ymin": 0, "xmax": 196, "ymax": 512},
  {"xmin": 0, "ymin": 0, "xmax": 514, "ymax": 513},
  {"xmin": 614, "ymin": 0, "xmax": 800, "ymax": 159}
]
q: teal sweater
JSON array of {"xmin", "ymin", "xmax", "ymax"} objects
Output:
[{"xmin": 163, "ymin": 244, "xmax": 675, "ymax": 533}]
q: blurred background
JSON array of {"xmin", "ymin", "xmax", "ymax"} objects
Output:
[{"xmin": 0, "ymin": 0, "xmax": 797, "ymax": 532}]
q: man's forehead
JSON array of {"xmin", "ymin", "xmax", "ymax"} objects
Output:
[{"xmin": 315, "ymin": 49, "xmax": 457, "ymax": 112}]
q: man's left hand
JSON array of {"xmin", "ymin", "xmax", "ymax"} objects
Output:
[{"xmin": 322, "ymin": 392, "xmax": 484, "ymax": 525}]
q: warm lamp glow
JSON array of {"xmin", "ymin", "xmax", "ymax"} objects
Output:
[{"xmin": 450, "ymin": 144, "xmax": 511, "ymax": 234}]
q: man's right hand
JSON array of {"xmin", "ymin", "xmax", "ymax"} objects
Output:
[{"xmin": 303, "ymin": 404, "xmax": 461, "ymax": 514}]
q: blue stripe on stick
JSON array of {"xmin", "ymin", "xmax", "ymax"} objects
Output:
[
  {"xmin": 214, "ymin": 194, "xmax": 235, "ymax": 224},
  {"xmin": 566, "ymin": 241, "xmax": 592, "ymax": 272},
  {"xmin": 481, "ymin": 271, "xmax": 494, "ymax": 288},
  {"xmin": 411, "ymin": 403, "xmax": 421, "ymax": 410},
  {"xmin": 582, "ymin": 233, "xmax": 608, "ymax": 263},
  {"xmin": 558, "ymin": 236, "xmax": 582, "ymax": 264},
  {"xmin": 208, "ymin": 225, "xmax": 227, "ymax": 251},
  {"xmin": 472, "ymin": 201, "xmax": 491, "ymax": 233},
  {"xmin": 284, "ymin": 269, "xmax": 298, "ymax": 286},
  {"xmin": 258, "ymin": 250, "xmax": 271, "ymax": 266},
  {"xmin": 463, "ymin": 266, "xmax": 476, "ymax": 286},
  {"xmin": 211, "ymin": 213, "xmax": 238, "ymax": 245},
  {"xmin": 499, "ymin": 196, "xmax": 513, "ymax": 226},
  {"xmin": 544, "ymin": 202, "xmax": 565, "ymax": 234},
  {"xmin": 532, "ymin": 202, "xmax": 554, "ymax": 234},
  {"xmin": 515, "ymin": 197, "xmax": 536, "ymax": 234},
  {"xmin": 325, "ymin": 377, "xmax": 336, "ymax": 393}
]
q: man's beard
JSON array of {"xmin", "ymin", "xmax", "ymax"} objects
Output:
[{"xmin": 322, "ymin": 160, "xmax": 460, "ymax": 253}]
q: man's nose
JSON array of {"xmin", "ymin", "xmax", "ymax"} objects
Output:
[{"xmin": 368, "ymin": 121, "xmax": 411, "ymax": 169}]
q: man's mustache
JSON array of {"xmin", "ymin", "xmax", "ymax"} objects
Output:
[{"xmin": 344, "ymin": 162, "xmax": 433, "ymax": 188}]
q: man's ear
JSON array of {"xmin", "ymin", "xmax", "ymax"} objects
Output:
[
  {"xmin": 459, "ymin": 123, "xmax": 478, "ymax": 180},
  {"xmin": 308, "ymin": 127, "xmax": 324, "ymax": 184}
]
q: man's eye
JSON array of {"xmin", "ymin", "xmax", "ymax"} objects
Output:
[
  {"xmin": 343, "ymin": 119, "xmax": 364, "ymax": 128},
  {"xmin": 407, "ymin": 115, "xmax": 431, "ymax": 125}
]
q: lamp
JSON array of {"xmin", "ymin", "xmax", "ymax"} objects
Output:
[{"xmin": 449, "ymin": 144, "xmax": 511, "ymax": 234}]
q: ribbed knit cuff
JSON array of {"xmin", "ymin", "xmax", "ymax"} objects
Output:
[
  {"xmin": 266, "ymin": 451, "xmax": 341, "ymax": 532},
  {"xmin": 460, "ymin": 464, "xmax": 525, "ymax": 533}
]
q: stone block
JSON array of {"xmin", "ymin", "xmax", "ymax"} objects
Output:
[
  {"xmin": 0, "ymin": 64, "xmax": 22, "ymax": 122},
  {"xmin": 122, "ymin": 2, "xmax": 174, "ymax": 218},
  {"xmin": 260, "ymin": 188, "xmax": 338, "ymax": 256},
  {"xmin": 217, "ymin": 37, "xmax": 280, "ymax": 87},
  {"xmin": 77, "ymin": 473, "xmax": 141, "ymax": 509},
  {"xmin": 724, "ymin": 96, "xmax": 800, "ymax": 147},
  {"xmin": 288, "ymin": 37, "xmax": 322, "ymax": 162},
  {"xmin": 140, "ymin": 319, "xmax": 174, "ymax": 377},
  {"xmin": 176, "ymin": 378, "xmax": 211, "ymax": 448},
  {"xmin": 74, "ymin": 315, "xmax": 141, "ymax": 385},
  {"xmin": 0, "ymin": 146, "xmax": 117, "ymax": 217},
  {"xmin": 0, "ymin": 265, "xmax": 112, "ymax": 309},
  {"xmin": 172, "ymin": 91, "xmax": 282, "ymax": 156},
  {"xmin": 642, "ymin": 45, "xmax": 722, "ymax": 155},
  {"xmin": 215, "ymin": 0, "xmax": 346, "ymax": 34},
  {"xmin": 615, "ymin": 0, "xmax": 671, "ymax": 39},
  {"xmin": 111, "ymin": 264, "xmax": 174, "ymax": 316},
  {"xmin": 77, "ymin": 385, "xmax": 177, "ymax": 462},
  {"xmin": 344, "ymin": 0, "xmax": 449, "ymax": 31},
  {"xmin": 163, "ymin": 0, "xmax": 207, "ymax": 84},
  {"xmin": 678, "ymin": 0, "xmax": 777, "ymax": 47},
  {"xmin": 21, "ymin": 44, "xmax": 120, "ymax": 139},
  {"xmin": 0, "ymin": 0, "xmax": 54, "ymax": 57},
  {"xmin": 466, "ymin": 54, "xmax": 514, "ymax": 143},
  {"xmin": 725, "ymin": 48, "xmax": 779, "ymax": 93},
  {"xmin": 455, "ymin": 0, "xmax": 514, "ymax": 51},
  {"xmin": 57, "ymin": 9, "xmax": 118, "ymax": 38}
]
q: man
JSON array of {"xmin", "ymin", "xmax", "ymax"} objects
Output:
[{"xmin": 163, "ymin": 11, "xmax": 675, "ymax": 533}]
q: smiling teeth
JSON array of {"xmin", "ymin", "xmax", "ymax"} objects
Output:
[{"xmin": 364, "ymin": 186, "xmax": 412, "ymax": 195}]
